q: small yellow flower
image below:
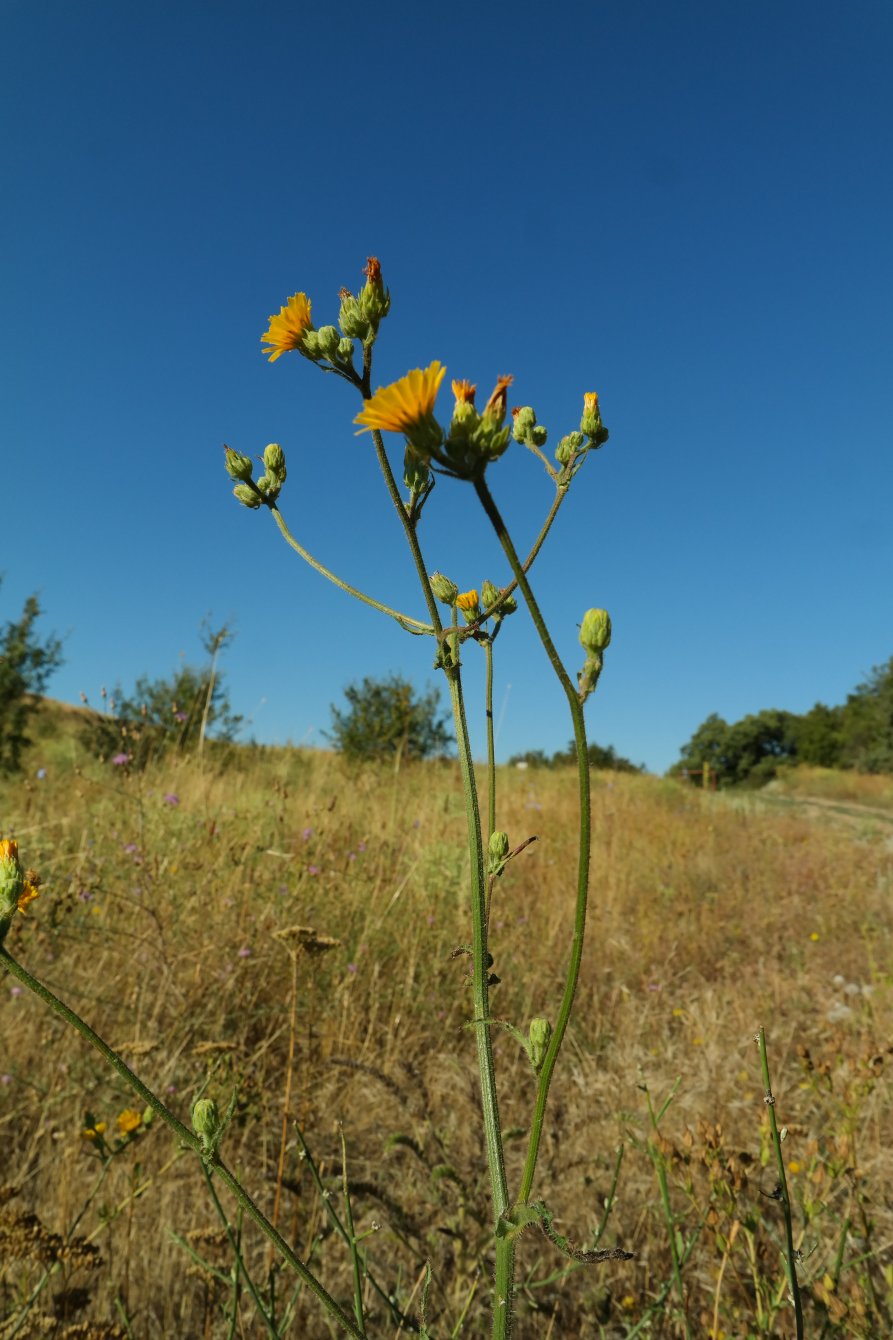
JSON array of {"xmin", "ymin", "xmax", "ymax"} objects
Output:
[
  {"xmin": 261, "ymin": 292, "xmax": 314, "ymax": 363},
  {"xmin": 82, "ymin": 1121, "xmax": 107, "ymax": 1141},
  {"xmin": 788, "ymin": 1160, "xmax": 802, "ymax": 1175},
  {"xmin": 809, "ymin": 932, "xmax": 820, "ymax": 942},
  {"xmin": 583, "ymin": 391, "xmax": 599, "ymax": 416},
  {"xmin": 354, "ymin": 361, "xmax": 446, "ymax": 435},
  {"xmin": 1, "ymin": 838, "xmax": 40, "ymax": 919},
  {"xmin": 456, "ymin": 590, "xmax": 480, "ymax": 613},
  {"xmin": 116, "ymin": 1108, "xmax": 142, "ymax": 1136},
  {"xmin": 451, "ymin": 378, "xmax": 476, "ymax": 405},
  {"xmin": 621, "ymin": 1295, "xmax": 635, "ymax": 1311}
]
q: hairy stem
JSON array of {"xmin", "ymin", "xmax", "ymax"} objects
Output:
[{"xmin": 474, "ymin": 476, "xmax": 592, "ymax": 1207}]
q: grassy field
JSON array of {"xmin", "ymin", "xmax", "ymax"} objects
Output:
[{"xmin": 2, "ymin": 707, "xmax": 892, "ymax": 1338}]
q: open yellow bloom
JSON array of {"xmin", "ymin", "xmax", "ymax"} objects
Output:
[
  {"xmin": 354, "ymin": 361, "xmax": 446, "ymax": 435},
  {"xmin": 261, "ymin": 293, "xmax": 313, "ymax": 362},
  {"xmin": 456, "ymin": 589, "xmax": 479, "ymax": 612},
  {"xmin": 116, "ymin": 1109, "xmax": 142, "ymax": 1136},
  {"xmin": 82, "ymin": 1121, "xmax": 107, "ymax": 1141},
  {"xmin": 0, "ymin": 838, "xmax": 39, "ymax": 918}
]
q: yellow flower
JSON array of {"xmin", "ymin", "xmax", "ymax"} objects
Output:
[
  {"xmin": 354, "ymin": 361, "xmax": 446, "ymax": 436},
  {"xmin": 261, "ymin": 292, "xmax": 314, "ymax": 363},
  {"xmin": 116, "ymin": 1108, "xmax": 142, "ymax": 1136},
  {"xmin": 456, "ymin": 590, "xmax": 480, "ymax": 613},
  {"xmin": 788, "ymin": 1160, "xmax": 802, "ymax": 1175},
  {"xmin": 451, "ymin": 378, "xmax": 476, "ymax": 405},
  {"xmin": 1, "ymin": 838, "xmax": 40, "ymax": 919},
  {"xmin": 583, "ymin": 391, "xmax": 599, "ymax": 416},
  {"xmin": 82, "ymin": 1121, "xmax": 107, "ymax": 1141},
  {"xmin": 809, "ymin": 932, "xmax": 820, "ymax": 942}
]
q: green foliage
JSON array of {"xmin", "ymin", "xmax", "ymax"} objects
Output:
[
  {"xmin": 0, "ymin": 582, "xmax": 64, "ymax": 773},
  {"xmin": 327, "ymin": 675, "xmax": 453, "ymax": 763},
  {"xmin": 81, "ymin": 625, "xmax": 241, "ymax": 768},
  {"xmin": 675, "ymin": 654, "xmax": 893, "ymax": 785},
  {"xmin": 508, "ymin": 740, "xmax": 642, "ymax": 772},
  {"xmin": 840, "ymin": 656, "xmax": 893, "ymax": 773}
]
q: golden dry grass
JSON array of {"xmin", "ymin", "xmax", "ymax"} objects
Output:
[{"xmin": 1, "ymin": 743, "xmax": 892, "ymax": 1338}]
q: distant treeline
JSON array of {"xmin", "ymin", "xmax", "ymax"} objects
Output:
[
  {"xmin": 675, "ymin": 654, "xmax": 893, "ymax": 787},
  {"xmin": 508, "ymin": 741, "xmax": 644, "ymax": 772}
]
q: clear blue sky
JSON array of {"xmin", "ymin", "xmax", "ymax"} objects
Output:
[{"xmin": 3, "ymin": 1, "xmax": 892, "ymax": 773}]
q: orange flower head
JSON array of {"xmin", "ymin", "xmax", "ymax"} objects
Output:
[
  {"xmin": 483, "ymin": 375, "xmax": 514, "ymax": 422},
  {"xmin": 451, "ymin": 379, "xmax": 476, "ymax": 406},
  {"xmin": 116, "ymin": 1109, "xmax": 143, "ymax": 1136},
  {"xmin": 583, "ymin": 391, "xmax": 599, "ymax": 416},
  {"xmin": 354, "ymin": 361, "xmax": 446, "ymax": 438},
  {"xmin": 363, "ymin": 256, "xmax": 382, "ymax": 286},
  {"xmin": 261, "ymin": 292, "xmax": 314, "ymax": 363}
]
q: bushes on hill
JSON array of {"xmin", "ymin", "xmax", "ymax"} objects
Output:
[
  {"xmin": 327, "ymin": 674, "xmax": 453, "ymax": 763},
  {"xmin": 0, "ymin": 583, "xmax": 64, "ymax": 773}
]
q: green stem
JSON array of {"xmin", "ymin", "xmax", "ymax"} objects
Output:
[
  {"xmin": 0, "ymin": 948, "xmax": 364, "ymax": 1340},
  {"xmin": 477, "ymin": 485, "xmax": 569, "ymax": 625},
  {"xmin": 200, "ymin": 1163, "xmax": 279, "ymax": 1339},
  {"xmin": 269, "ymin": 505, "xmax": 432, "ymax": 635},
  {"xmin": 758, "ymin": 1026, "xmax": 804, "ymax": 1340},
  {"xmin": 484, "ymin": 638, "xmax": 496, "ymax": 841},
  {"xmin": 474, "ymin": 476, "xmax": 591, "ymax": 1208}
]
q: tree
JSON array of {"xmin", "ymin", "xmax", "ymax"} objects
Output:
[
  {"xmin": 675, "ymin": 709, "xmax": 798, "ymax": 787},
  {"xmin": 792, "ymin": 702, "xmax": 844, "ymax": 768},
  {"xmin": 328, "ymin": 675, "xmax": 453, "ymax": 763},
  {"xmin": 0, "ymin": 584, "xmax": 64, "ymax": 773},
  {"xmin": 839, "ymin": 657, "xmax": 893, "ymax": 773},
  {"xmin": 81, "ymin": 623, "xmax": 242, "ymax": 767}
]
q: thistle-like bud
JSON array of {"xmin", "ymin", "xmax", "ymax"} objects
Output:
[
  {"xmin": 580, "ymin": 608, "xmax": 612, "ymax": 655},
  {"xmin": 511, "ymin": 406, "xmax": 536, "ymax": 442},
  {"xmin": 488, "ymin": 830, "xmax": 510, "ymax": 874},
  {"xmin": 317, "ymin": 325, "xmax": 341, "ymax": 361},
  {"xmin": 483, "ymin": 375, "xmax": 513, "ymax": 428},
  {"xmin": 359, "ymin": 256, "xmax": 391, "ymax": 326},
  {"xmin": 301, "ymin": 329, "xmax": 322, "ymax": 360},
  {"xmin": 481, "ymin": 580, "xmax": 500, "ymax": 610},
  {"xmin": 192, "ymin": 1098, "xmax": 221, "ymax": 1154},
  {"xmin": 404, "ymin": 446, "xmax": 431, "ymax": 496},
  {"xmin": 580, "ymin": 391, "xmax": 609, "ymax": 446},
  {"xmin": 555, "ymin": 431, "xmax": 585, "ymax": 465},
  {"xmin": 337, "ymin": 336, "xmax": 355, "ymax": 364},
  {"xmin": 262, "ymin": 443, "xmax": 286, "ymax": 483},
  {"xmin": 223, "ymin": 445, "xmax": 253, "ymax": 482},
  {"xmin": 528, "ymin": 1017, "xmax": 552, "ymax": 1070},
  {"xmin": 456, "ymin": 589, "xmax": 481, "ymax": 623},
  {"xmin": 338, "ymin": 288, "xmax": 370, "ymax": 341},
  {"xmin": 233, "ymin": 483, "xmax": 262, "ymax": 509},
  {"xmin": 530, "ymin": 424, "xmax": 548, "ymax": 448},
  {"xmin": 430, "ymin": 572, "xmax": 459, "ymax": 605}
]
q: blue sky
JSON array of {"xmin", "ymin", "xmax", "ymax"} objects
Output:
[{"xmin": 3, "ymin": 1, "xmax": 892, "ymax": 773}]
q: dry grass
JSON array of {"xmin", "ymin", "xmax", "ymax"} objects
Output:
[{"xmin": 2, "ymin": 740, "xmax": 892, "ymax": 1338}]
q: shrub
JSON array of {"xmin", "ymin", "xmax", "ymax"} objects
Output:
[{"xmin": 328, "ymin": 674, "xmax": 453, "ymax": 763}]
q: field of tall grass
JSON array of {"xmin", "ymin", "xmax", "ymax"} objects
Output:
[{"xmin": 2, "ymin": 709, "xmax": 892, "ymax": 1338}]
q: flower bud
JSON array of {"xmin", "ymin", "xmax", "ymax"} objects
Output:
[
  {"xmin": 579, "ymin": 609, "xmax": 612, "ymax": 655},
  {"xmin": 337, "ymin": 336, "xmax": 355, "ymax": 364},
  {"xmin": 530, "ymin": 424, "xmax": 548, "ymax": 448},
  {"xmin": 528, "ymin": 1017, "xmax": 552, "ymax": 1070},
  {"xmin": 511, "ymin": 406, "xmax": 536, "ymax": 442},
  {"xmin": 430, "ymin": 572, "xmax": 459, "ymax": 605},
  {"xmin": 404, "ymin": 446, "xmax": 431, "ymax": 496},
  {"xmin": 0, "ymin": 839, "xmax": 26, "ymax": 923},
  {"xmin": 359, "ymin": 256, "xmax": 391, "ymax": 325},
  {"xmin": 223, "ymin": 445, "xmax": 253, "ymax": 482},
  {"xmin": 233, "ymin": 483, "xmax": 262, "ymax": 509},
  {"xmin": 317, "ymin": 325, "xmax": 341, "ymax": 361},
  {"xmin": 263, "ymin": 443, "xmax": 286, "ymax": 481},
  {"xmin": 301, "ymin": 329, "xmax": 322, "ymax": 360},
  {"xmin": 488, "ymin": 830, "xmax": 511, "ymax": 876},
  {"xmin": 483, "ymin": 375, "xmax": 513, "ymax": 428},
  {"xmin": 481, "ymin": 580, "xmax": 500, "ymax": 610},
  {"xmin": 192, "ymin": 1098, "xmax": 221, "ymax": 1153},
  {"xmin": 338, "ymin": 288, "xmax": 370, "ymax": 341},
  {"xmin": 580, "ymin": 391, "xmax": 609, "ymax": 445},
  {"xmin": 456, "ymin": 589, "xmax": 481, "ymax": 623}
]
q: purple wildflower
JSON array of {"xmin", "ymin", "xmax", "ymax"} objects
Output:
[
  {"xmin": 111, "ymin": 752, "xmax": 131, "ymax": 767},
  {"xmin": 163, "ymin": 793, "xmax": 180, "ymax": 806}
]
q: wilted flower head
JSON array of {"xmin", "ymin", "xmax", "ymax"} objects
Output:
[
  {"xmin": 0, "ymin": 839, "xmax": 40, "ymax": 930},
  {"xmin": 261, "ymin": 292, "xmax": 314, "ymax": 363},
  {"xmin": 483, "ymin": 375, "xmax": 514, "ymax": 424},
  {"xmin": 452, "ymin": 379, "xmax": 476, "ymax": 405}
]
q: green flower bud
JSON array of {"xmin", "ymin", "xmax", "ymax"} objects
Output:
[
  {"xmin": 262, "ymin": 443, "xmax": 286, "ymax": 481},
  {"xmin": 579, "ymin": 608, "xmax": 612, "ymax": 655},
  {"xmin": 511, "ymin": 406, "xmax": 536, "ymax": 442},
  {"xmin": 317, "ymin": 325, "xmax": 341, "ymax": 361},
  {"xmin": 192, "ymin": 1098, "xmax": 221, "ymax": 1153},
  {"xmin": 0, "ymin": 840, "xmax": 26, "ymax": 922},
  {"xmin": 358, "ymin": 257, "xmax": 391, "ymax": 325},
  {"xmin": 481, "ymin": 580, "xmax": 500, "ymax": 610},
  {"xmin": 528, "ymin": 1017, "xmax": 552, "ymax": 1070},
  {"xmin": 404, "ymin": 446, "xmax": 431, "ymax": 495},
  {"xmin": 301, "ymin": 329, "xmax": 322, "ymax": 360},
  {"xmin": 337, "ymin": 336, "xmax": 355, "ymax": 364},
  {"xmin": 580, "ymin": 391, "xmax": 608, "ymax": 444},
  {"xmin": 223, "ymin": 445, "xmax": 253, "ymax": 482},
  {"xmin": 430, "ymin": 572, "xmax": 459, "ymax": 605},
  {"xmin": 489, "ymin": 830, "xmax": 510, "ymax": 861},
  {"xmin": 530, "ymin": 424, "xmax": 548, "ymax": 448},
  {"xmin": 338, "ymin": 289, "xmax": 370, "ymax": 341},
  {"xmin": 232, "ymin": 483, "xmax": 262, "ymax": 509}
]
